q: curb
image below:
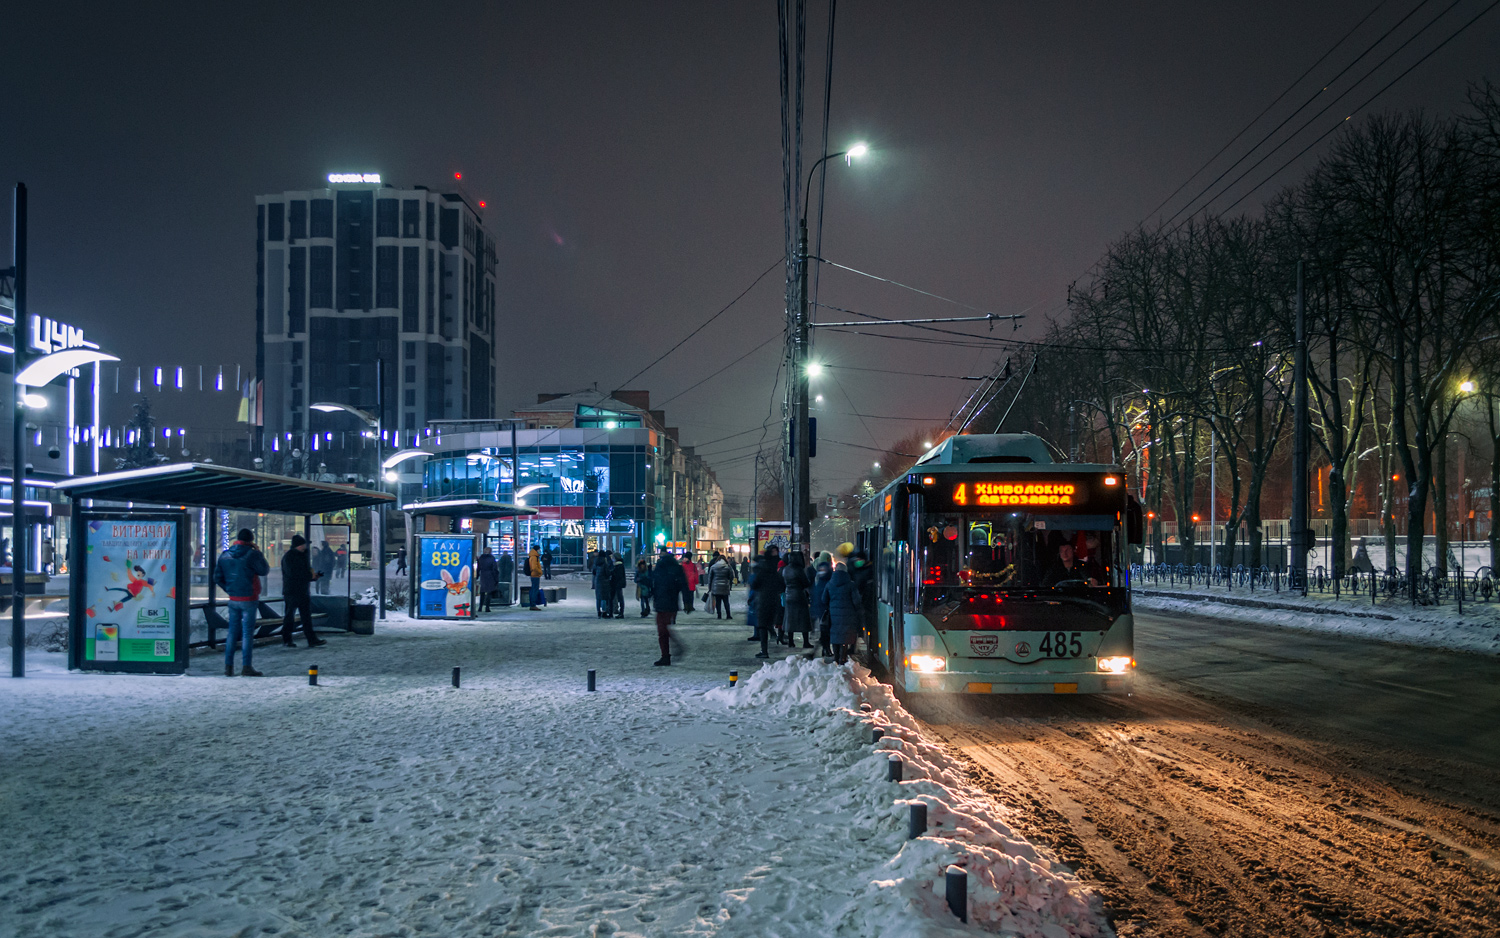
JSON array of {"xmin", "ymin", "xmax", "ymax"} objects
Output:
[{"xmin": 1132, "ymin": 588, "xmax": 1398, "ymax": 621}]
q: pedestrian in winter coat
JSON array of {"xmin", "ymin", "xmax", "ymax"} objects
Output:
[
  {"xmin": 816, "ymin": 565, "xmax": 863, "ymax": 664},
  {"xmin": 610, "ymin": 555, "xmax": 628, "ymax": 617},
  {"xmin": 394, "ymin": 545, "xmax": 408, "ymax": 576},
  {"xmin": 279, "ymin": 534, "xmax": 326, "ymax": 648},
  {"xmin": 781, "ymin": 551, "xmax": 813, "ymax": 648},
  {"xmin": 708, "ymin": 556, "xmax": 734, "ymax": 619},
  {"xmin": 477, "ymin": 550, "xmax": 499, "ymax": 612},
  {"xmin": 749, "ymin": 550, "xmax": 784, "ymax": 658},
  {"xmin": 593, "ymin": 551, "xmax": 615, "ymax": 618},
  {"xmin": 215, "ymin": 528, "xmax": 271, "ymax": 676},
  {"xmin": 526, "ymin": 546, "xmax": 546, "ymax": 609},
  {"xmin": 313, "ymin": 541, "xmax": 335, "ymax": 594},
  {"xmin": 635, "ymin": 559, "xmax": 653, "ymax": 616},
  {"xmin": 542, "ymin": 547, "xmax": 553, "ymax": 579},
  {"xmin": 849, "ymin": 551, "xmax": 876, "ymax": 648},
  {"xmin": 650, "ymin": 549, "xmax": 689, "ymax": 666},
  {"xmin": 739, "ymin": 557, "xmax": 751, "ymax": 583},
  {"xmin": 680, "ymin": 554, "xmax": 699, "ymax": 612},
  {"xmin": 811, "ymin": 553, "xmax": 834, "ymax": 656},
  {"xmin": 334, "ymin": 545, "xmax": 348, "ymax": 577}
]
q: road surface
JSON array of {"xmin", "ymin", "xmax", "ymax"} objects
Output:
[{"xmin": 909, "ymin": 607, "xmax": 1500, "ymax": 937}]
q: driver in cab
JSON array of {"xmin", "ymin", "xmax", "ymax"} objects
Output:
[{"xmin": 1042, "ymin": 540, "xmax": 1103, "ymax": 587}]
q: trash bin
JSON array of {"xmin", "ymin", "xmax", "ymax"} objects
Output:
[{"xmin": 350, "ymin": 603, "xmax": 376, "ymax": 634}]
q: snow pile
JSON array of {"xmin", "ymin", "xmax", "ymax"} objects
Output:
[
  {"xmin": 713, "ymin": 656, "xmax": 1110, "ymax": 937},
  {"xmin": 1136, "ymin": 589, "xmax": 1500, "ymax": 657}
]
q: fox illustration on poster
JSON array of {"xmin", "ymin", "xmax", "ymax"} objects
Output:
[{"xmin": 416, "ymin": 533, "xmax": 476, "ymax": 619}]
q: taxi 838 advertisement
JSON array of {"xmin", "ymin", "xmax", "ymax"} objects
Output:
[
  {"xmin": 417, "ymin": 534, "xmax": 475, "ymax": 618},
  {"xmin": 79, "ymin": 513, "xmax": 184, "ymax": 668}
]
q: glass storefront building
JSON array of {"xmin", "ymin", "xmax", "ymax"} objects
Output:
[{"xmin": 420, "ymin": 427, "xmax": 660, "ymax": 566}]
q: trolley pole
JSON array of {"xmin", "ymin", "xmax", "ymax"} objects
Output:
[
  {"xmin": 10, "ymin": 183, "xmax": 27, "ymax": 677},
  {"xmin": 1290, "ymin": 259, "xmax": 1309, "ymax": 595}
]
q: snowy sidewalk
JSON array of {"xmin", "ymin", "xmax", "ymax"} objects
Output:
[
  {"xmin": 1133, "ymin": 586, "xmax": 1500, "ymax": 657},
  {"xmin": 0, "ymin": 597, "xmax": 1107, "ymax": 938}
]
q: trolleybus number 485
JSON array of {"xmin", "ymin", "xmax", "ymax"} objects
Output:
[{"xmin": 1038, "ymin": 632, "xmax": 1084, "ymax": 658}]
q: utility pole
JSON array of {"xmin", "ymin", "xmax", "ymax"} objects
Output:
[
  {"xmin": 10, "ymin": 183, "xmax": 27, "ymax": 677},
  {"xmin": 792, "ymin": 218, "xmax": 812, "ymax": 553},
  {"xmin": 1291, "ymin": 259, "xmax": 1309, "ymax": 595}
]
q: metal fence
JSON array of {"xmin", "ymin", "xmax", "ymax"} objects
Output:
[{"xmin": 1130, "ymin": 561, "xmax": 1498, "ymax": 611}]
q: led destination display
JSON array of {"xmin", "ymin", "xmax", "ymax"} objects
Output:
[{"xmin": 919, "ymin": 474, "xmax": 1124, "ymax": 514}]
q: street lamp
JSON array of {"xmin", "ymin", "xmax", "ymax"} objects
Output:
[
  {"xmin": 310, "ymin": 357, "xmax": 387, "ymax": 620},
  {"xmin": 790, "ymin": 143, "xmax": 868, "ymax": 552}
]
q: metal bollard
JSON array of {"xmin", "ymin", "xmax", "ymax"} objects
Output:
[
  {"xmin": 887, "ymin": 755, "xmax": 903, "ymax": 782},
  {"xmin": 729, "ymin": 669, "xmax": 738, "ymax": 687},
  {"xmin": 452, "ymin": 667, "xmax": 461, "ymax": 688},
  {"xmin": 308, "ymin": 665, "xmax": 318, "ymax": 686},
  {"xmin": 908, "ymin": 802, "xmax": 927, "ymax": 839},
  {"xmin": 587, "ymin": 668, "xmax": 596, "ymax": 692},
  {"xmin": 871, "ymin": 725, "xmax": 885, "ymax": 744},
  {"xmin": 945, "ymin": 865, "xmax": 968, "ymax": 923}
]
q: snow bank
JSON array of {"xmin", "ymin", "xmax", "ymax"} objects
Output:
[
  {"xmin": 1136, "ymin": 589, "xmax": 1500, "ymax": 657},
  {"xmin": 710, "ymin": 656, "xmax": 1111, "ymax": 937}
]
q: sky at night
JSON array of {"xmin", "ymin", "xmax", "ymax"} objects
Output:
[{"xmin": 2, "ymin": 1, "xmax": 1495, "ymax": 500}]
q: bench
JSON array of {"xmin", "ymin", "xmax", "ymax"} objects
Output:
[{"xmin": 191, "ymin": 595, "xmax": 344, "ymax": 649}]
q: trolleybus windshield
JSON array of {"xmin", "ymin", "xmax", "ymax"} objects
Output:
[{"xmin": 915, "ymin": 508, "xmax": 1128, "ymax": 629}]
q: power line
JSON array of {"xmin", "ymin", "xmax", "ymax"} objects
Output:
[
  {"xmin": 604, "ymin": 255, "xmax": 782, "ymax": 399},
  {"xmin": 822, "ymin": 437, "xmax": 922, "ymax": 457},
  {"xmin": 1162, "ymin": 0, "xmax": 1435, "ymax": 228},
  {"xmin": 1143, "ymin": 0, "xmax": 1396, "ymax": 223},
  {"xmin": 1215, "ymin": 0, "xmax": 1500, "ymax": 217},
  {"xmin": 655, "ymin": 331, "xmax": 781, "ymax": 408},
  {"xmin": 815, "ymin": 256, "xmax": 1023, "ymax": 320},
  {"xmin": 829, "ymin": 364, "xmax": 985, "ymax": 379}
]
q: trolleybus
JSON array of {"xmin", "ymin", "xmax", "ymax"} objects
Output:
[{"xmin": 857, "ymin": 433, "xmax": 1142, "ymax": 695}]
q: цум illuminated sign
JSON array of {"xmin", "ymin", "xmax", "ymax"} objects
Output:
[
  {"xmin": 30, "ymin": 315, "xmax": 94, "ymax": 354},
  {"xmin": 327, "ymin": 173, "xmax": 381, "ymax": 184}
]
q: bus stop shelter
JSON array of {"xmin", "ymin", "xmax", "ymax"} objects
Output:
[
  {"xmin": 55, "ymin": 463, "xmax": 395, "ymax": 674},
  {"xmin": 401, "ymin": 498, "xmax": 538, "ymax": 612}
]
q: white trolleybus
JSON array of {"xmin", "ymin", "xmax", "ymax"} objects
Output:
[{"xmin": 857, "ymin": 433, "xmax": 1143, "ymax": 696}]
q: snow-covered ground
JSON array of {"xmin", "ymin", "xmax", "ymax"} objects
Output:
[
  {"xmin": 0, "ymin": 592, "xmax": 1107, "ymax": 937},
  {"xmin": 1133, "ymin": 586, "xmax": 1500, "ymax": 657}
]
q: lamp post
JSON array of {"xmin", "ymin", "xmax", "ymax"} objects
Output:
[
  {"xmin": 6, "ymin": 184, "xmax": 120, "ymax": 676},
  {"xmin": 791, "ymin": 143, "xmax": 866, "ymax": 552},
  {"xmin": 312, "ymin": 379, "xmax": 386, "ymax": 619}
]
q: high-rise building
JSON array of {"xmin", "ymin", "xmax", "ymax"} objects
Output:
[{"xmin": 255, "ymin": 173, "xmax": 497, "ymax": 475}]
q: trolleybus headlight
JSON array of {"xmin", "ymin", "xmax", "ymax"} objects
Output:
[
  {"xmin": 1098, "ymin": 656, "xmax": 1134, "ymax": 673},
  {"xmin": 908, "ymin": 654, "xmax": 947, "ymax": 672}
]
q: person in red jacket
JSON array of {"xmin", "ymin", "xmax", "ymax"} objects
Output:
[{"xmin": 680, "ymin": 552, "xmax": 700, "ymax": 613}]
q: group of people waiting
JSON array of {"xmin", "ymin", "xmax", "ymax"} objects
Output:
[{"xmin": 746, "ymin": 544, "xmax": 875, "ymax": 665}]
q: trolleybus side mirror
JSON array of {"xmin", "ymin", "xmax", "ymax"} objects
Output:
[{"xmin": 1126, "ymin": 495, "xmax": 1144, "ymax": 545}]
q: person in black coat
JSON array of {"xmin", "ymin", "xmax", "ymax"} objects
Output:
[
  {"xmin": 610, "ymin": 556, "xmax": 627, "ymax": 617},
  {"xmin": 280, "ymin": 534, "xmax": 326, "ymax": 648},
  {"xmin": 781, "ymin": 551, "xmax": 813, "ymax": 649},
  {"xmin": 749, "ymin": 548, "xmax": 784, "ymax": 658},
  {"xmin": 816, "ymin": 564, "xmax": 863, "ymax": 664},
  {"xmin": 649, "ymin": 549, "xmax": 689, "ymax": 666},
  {"xmin": 849, "ymin": 550, "xmax": 877, "ymax": 649}
]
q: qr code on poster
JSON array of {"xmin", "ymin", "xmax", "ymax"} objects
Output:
[{"xmin": 154, "ymin": 641, "xmax": 171, "ymax": 657}]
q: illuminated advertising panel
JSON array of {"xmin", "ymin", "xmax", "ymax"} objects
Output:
[{"xmin": 70, "ymin": 511, "xmax": 189, "ymax": 674}]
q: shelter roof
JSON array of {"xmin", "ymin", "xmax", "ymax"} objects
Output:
[
  {"xmin": 400, "ymin": 498, "xmax": 537, "ymax": 519},
  {"xmin": 55, "ymin": 463, "xmax": 395, "ymax": 515}
]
